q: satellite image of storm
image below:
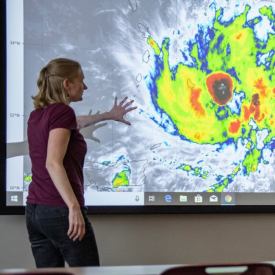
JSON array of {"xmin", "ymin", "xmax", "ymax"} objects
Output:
[{"xmin": 21, "ymin": 0, "xmax": 275, "ymax": 196}]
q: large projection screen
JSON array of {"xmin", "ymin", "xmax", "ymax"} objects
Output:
[{"xmin": 2, "ymin": 0, "xmax": 275, "ymax": 214}]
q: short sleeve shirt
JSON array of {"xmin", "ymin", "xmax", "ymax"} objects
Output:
[{"xmin": 27, "ymin": 103, "xmax": 87, "ymax": 207}]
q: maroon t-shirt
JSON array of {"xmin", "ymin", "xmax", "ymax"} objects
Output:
[{"xmin": 27, "ymin": 103, "xmax": 87, "ymax": 207}]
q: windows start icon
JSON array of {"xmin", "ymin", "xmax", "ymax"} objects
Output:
[{"xmin": 11, "ymin": 195, "xmax": 18, "ymax": 202}]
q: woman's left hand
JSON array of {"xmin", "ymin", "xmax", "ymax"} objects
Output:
[{"xmin": 108, "ymin": 97, "xmax": 137, "ymax": 125}]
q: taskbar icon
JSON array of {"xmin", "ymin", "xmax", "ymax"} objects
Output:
[
  {"xmin": 221, "ymin": 193, "xmax": 235, "ymax": 205},
  {"xmin": 209, "ymin": 195, "xmax": 218, "ymax": 203},
  {"xmin": 194, "ymin": 194, "xmax": 203, "ymax": 203},
  {"xmin": 179, "ymin": 195, "xmax": 187, "ymax": 202}
]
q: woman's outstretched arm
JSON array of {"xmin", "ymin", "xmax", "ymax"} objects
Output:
[{"xmin": 76, "ymin": 97, "xmax": 137, "ymax": 130}]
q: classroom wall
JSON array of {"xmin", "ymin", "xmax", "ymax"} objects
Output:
[{"xmin": 0, "ymin": 213, "xmax": 275, "ymax": 269}]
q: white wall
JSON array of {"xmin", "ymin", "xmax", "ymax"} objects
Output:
[{"xmin": 0, "ymin": 214, "xmax": 274, "ymax": 269}]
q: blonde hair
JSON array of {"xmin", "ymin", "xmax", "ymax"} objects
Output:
[{"xmin": 32, "ymin": 58, "xmax": 82, "ymax": 109}]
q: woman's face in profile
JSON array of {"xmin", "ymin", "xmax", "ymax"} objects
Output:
[{"xmin": 66, "ymin": 72, "xmax": 88, "ymax": 103}]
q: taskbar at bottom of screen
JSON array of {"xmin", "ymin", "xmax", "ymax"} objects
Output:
[{"xmin": 6, "ymin": 191, "xmax": 275, "ymax": 207}]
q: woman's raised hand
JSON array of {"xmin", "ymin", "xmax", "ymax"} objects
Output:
[{"xmin": 108, "ymin": 97, "xmax": 137, "ymax": 125}]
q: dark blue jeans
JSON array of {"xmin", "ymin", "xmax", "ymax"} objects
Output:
[{"xmin": 25, "ymin": 204, "xmax": 100, "ymax": 268}]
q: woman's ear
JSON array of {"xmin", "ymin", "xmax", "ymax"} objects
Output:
[{"xmin": 62, "ymin": 79, "xmax": 69, "ymax": 90}]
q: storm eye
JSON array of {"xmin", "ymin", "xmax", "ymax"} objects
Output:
[{"xmin": 213, "ymin": 79, "xmax": 231, "ymax": 103}]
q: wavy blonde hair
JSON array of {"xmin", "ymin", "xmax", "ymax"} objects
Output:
[{"xmin": 32, "ymin": 58, "xmax": 82, "ymax": 109}]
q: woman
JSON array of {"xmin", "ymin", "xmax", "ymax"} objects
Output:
[{"xmin": 25, "ymin": 58, "xmax": 136, "ymax": 268}]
